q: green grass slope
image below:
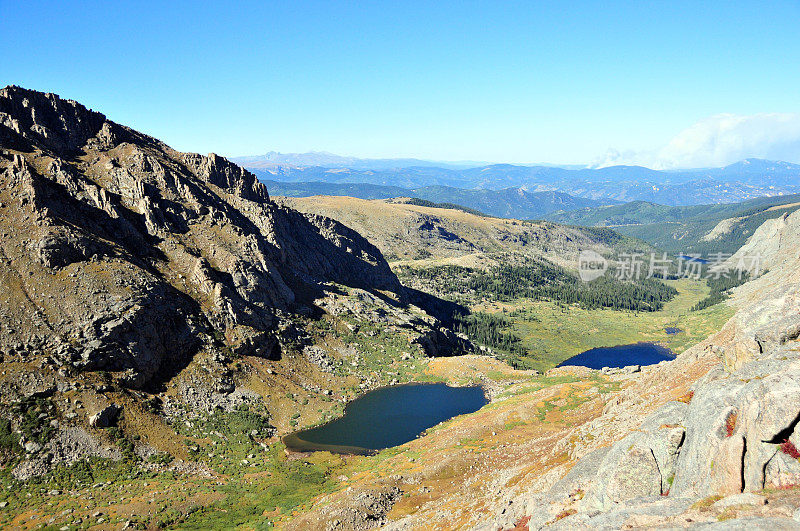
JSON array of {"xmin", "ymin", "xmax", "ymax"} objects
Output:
[{"xmin": 548, "ymin": 193, "xmax": 800, "ymax": 254}]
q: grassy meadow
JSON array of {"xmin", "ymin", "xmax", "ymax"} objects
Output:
[{"xmin": 473, "ymin": 278, "xmax": 733, "ymax": 372}]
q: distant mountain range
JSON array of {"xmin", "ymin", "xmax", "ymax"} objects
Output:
[
  {"xmin": 261, "ymin": 175, "xmax": 800, "ymax": 255},
  {"xmin": 235, "ymin": 153, "xmax": 800, "ymax": 206},
  {"xmin": 233, "ymin": 151, "xmax": 584, "ymax": 171},
  {"xmin": 234, "ymin": 151, "xmax": 490, "ymax": 170},
  {"xmin": 548, "ymin": 193, "xmax": 800, "ymax": 255},
  {"xmin": 261, "ymin": 179, "xmax": 613, "ymax": 219}
]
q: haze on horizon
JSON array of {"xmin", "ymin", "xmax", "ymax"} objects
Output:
[{"xmin": 2, "ymin": 1, "xmax": 799, "ymax": 169}]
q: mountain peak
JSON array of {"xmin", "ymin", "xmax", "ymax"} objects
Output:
[
  {"xmin": 0, "ymin": 86, "xmax": 403, "ymax": 388},
  {"xmin": 1, "ymin": 85, "xmax": 111, "ymax": 154}
]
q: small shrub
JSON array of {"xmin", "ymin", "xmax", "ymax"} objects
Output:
[
  {"xmin": 147, "ymin": 452, "xmax": 174, "ymax": 465},
  {"xmin": 662, "ymin": 474, "xmax": 675, "ymax": 496},
  {"xmin": 414, "ymin": 248, "xmax": 432, "ymax": 260},
  {"xmin": 725, "ymin": 411, "xmax": 737, "ymax": 437},
  {"xmin": 554, "ymin": 508, "xmax": 576, "ymax": 521},
  {"xmin": 691, "ymin": 495, "xmax": 723, "ymax": 510},
  {"xmin": 780, "ymin": 439, "xmax": 800, "ymax": 459},
  {"xmin": 677, "ymin": 391, "xmax": 694, "ymax": 404},
  {"xmin": 107, "ymin": 427, "xmax": 137, "ymax": 462},
  {"xmin": 510, "ymin": 515, "xmax": 531, "ymax": 530},
  {"xmin": 205, "ymin": 409, "xmax": 274, "ymax": 436},
  {"xmin": 0, "ymin": 418, "xmax": 18, "ymax": 452},
  {"xmin": 14, "ymin": 396, "xmax": 57, "ymax": 444}
]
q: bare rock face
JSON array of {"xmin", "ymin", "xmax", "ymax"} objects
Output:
[
  {"xmin": 0, "ymin": 87, "xmax": 108, "ymax": 154},
  {"xmin": 0, "ymin": 85, "xmax": 402, "ymax": 388},
  {"xmin": 89, "ymin": 404, "xmax": 121, "ymax": 428},
  {"xmin": 725, "ymin": 210, "xmax": 800, "ymax": 274},
  {"xmin": 669, "ymin": 354, "xmax": 800, "ymax": 498},
  {"xmin": 567, "ymin": 226, "xmax": 800, "ymax": 511},
  {"xmin": 571, "ymin": 345, "xmax": 800, "ymax": 513},
  {"xmin": 720, "ymin": 209, "xmax": 800, "ymax": 369}
]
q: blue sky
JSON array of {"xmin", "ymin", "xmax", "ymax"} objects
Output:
[{"xmin": 2, "ymin": 1, "xmax": 799, "ymax": 166}]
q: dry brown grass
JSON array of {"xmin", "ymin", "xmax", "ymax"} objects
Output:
[
  {"xmin": 691, "ymin": 494, "xmax": 723, "ymax": 510},
  {"xmin": 725, "ymin": 411, "xmax": 738, "ymax": 437},
  {"xmin": 677, "ymin": 390, "xmax": 695, "ymax": 403},
  {"xmin": 553, "ymin": 508, "xmax": 577, "ymax": 521},
  {"xmin": 279, "ymin": 195, "xmax": 612, "ymax": 268}
]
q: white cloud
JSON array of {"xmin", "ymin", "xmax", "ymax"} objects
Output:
[{"xmin": 594, "ymin": 113, "xmax": 800, "ymax": 169}]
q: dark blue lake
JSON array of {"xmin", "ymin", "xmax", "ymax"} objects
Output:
[
  {"xmin": 678, "ymin": 254, "xmax": 709, "ymax": 264},
  {"xmin": 283, "ymin": 383, "xmax": 487, "ymax": 454},
  {"xmin": 557, "ymin": 342, "xmax": 675, "ymax": 370}
]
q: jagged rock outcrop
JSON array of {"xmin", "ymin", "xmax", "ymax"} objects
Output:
[{"xmin": 0, "ymin": 85, "xmax": 403, "ymax": 388}]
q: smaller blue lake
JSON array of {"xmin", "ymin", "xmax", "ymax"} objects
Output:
[
  {"xmin": 664, "ymin": 327, "xmax": 682, "ymax": 335},
  {"xmin": 557, "ymin": 342, "xmax": 675, "ymax": 370},
  {"xmin": 678, "ymin": 254, "xmax": 709, "ymax": 264},
  {"xmin": 283, "ymin": 383, "xmax": 487, "ymax": 454}
]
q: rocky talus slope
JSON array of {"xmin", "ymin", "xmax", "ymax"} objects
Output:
[{"xmin": 0, "ymin": 86, "xmax": 470, "ymax": 481}]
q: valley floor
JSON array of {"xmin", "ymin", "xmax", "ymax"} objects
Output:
[{"xmin": 485, "ymin": 278, "xmax": 733, "ymax": 372}]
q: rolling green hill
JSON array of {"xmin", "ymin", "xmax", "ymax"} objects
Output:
[
  {"xmin": 262, "ymin": 179, "xmax": 612, "ymax": 219},
  {"xmin": 548, "ymin": 193, "xmax": 800, "ymax": 254}
]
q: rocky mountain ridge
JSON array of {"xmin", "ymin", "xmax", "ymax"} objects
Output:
[{"xmin": 0, "ymin": 85, "xmax": 411, "ymax": 389}]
